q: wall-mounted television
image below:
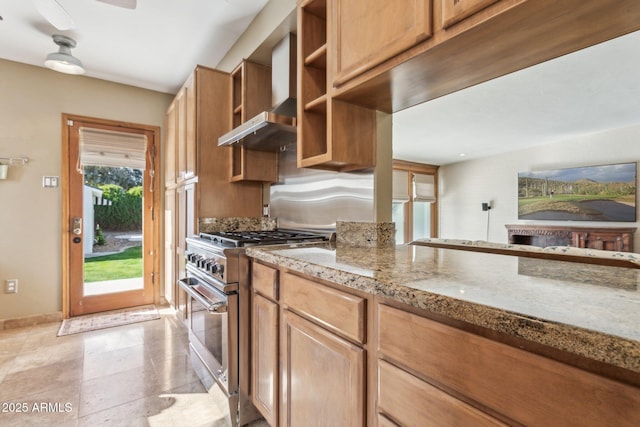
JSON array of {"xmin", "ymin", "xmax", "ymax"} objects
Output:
[{"xmin": 518, "ymin": 162, "xmax": 637, "ymax": 222}]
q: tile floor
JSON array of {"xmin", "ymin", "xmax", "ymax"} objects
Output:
[{"xmin": 0, "ymin": 307, "xmax": 267, "ymax": 427}]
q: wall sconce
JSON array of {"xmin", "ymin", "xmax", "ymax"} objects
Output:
[{"xmin": 0, "ymin": 156, "xmax": 29, "ymax": 180}]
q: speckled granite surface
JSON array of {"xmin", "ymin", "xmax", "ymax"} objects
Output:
[
  {"xmin": 246, "ymin": 243, "xmax": 640, "ymax": 373},
  {"xmin": 199, "ymin": 217, "xmax": 276, "ymax": 233},
  {"xmin": 336, "ymin": 221, "xmax": 395, "ymax": 247}
]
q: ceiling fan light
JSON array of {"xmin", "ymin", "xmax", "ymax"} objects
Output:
[
  {"xmin": 45, "ymin": 52, "xmax": 85, "ymax": 75},
  {"xmin": 44, "ymin": 35, "xmax": 85, "ymax": 75}
]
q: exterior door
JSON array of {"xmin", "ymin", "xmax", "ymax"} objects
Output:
[{"xmin": 63, "ymin": 115, "xmax": 160, "ymax": 317}]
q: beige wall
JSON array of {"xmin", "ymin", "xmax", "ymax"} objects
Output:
[
  {"xmin": 439, "ymin": 124, "xmax": 640, "ymax": 248},
  {"xmin": 0, "ymin": 59, "xmax": 173, "ymax": 320}
]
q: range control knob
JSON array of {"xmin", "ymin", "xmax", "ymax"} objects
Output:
[
  {"xmin": 209, "ymin": 263, "xmax": 218, "ymax": 274},
  {"xmin": 218, "ymin": 264, "xmax": 224, "ymax": 277}
]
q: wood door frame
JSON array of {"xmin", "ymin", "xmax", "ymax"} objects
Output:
[{"xmin": 61, "ymin": 113, "xmax": 161, "ymax": 319}]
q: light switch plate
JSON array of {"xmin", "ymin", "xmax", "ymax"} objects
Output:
[
  {"xmin": 42, "ymin": 176, "xmax": 59, "ymax": 188},
  {"xmin": 5, "ymin": 279, "xmax": 18, "ymax": 293}
]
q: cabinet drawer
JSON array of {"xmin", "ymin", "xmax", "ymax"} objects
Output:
[
  {"xmin": 378, "ymin": 359, "xmax": 505, "ymax": 426},
  {"xmin": 282, "ymin": 272, "xmax": 366, "ymax": 344},
  {"xmin": 378, "ymin": 304, "xmax": 640, "ymax": 426},
  {"xmin": 252, "ymin": 262, "xmax": 278, "ymax": 301}
]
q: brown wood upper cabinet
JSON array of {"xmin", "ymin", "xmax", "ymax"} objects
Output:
[
  {"xmin": 229, "ymin": 60, "xmax": 278, "ymax": 183},
  {"xmin": 164, "ymin": 100, "xmax": 177, "ymax": 186},
  {"xmin": 441, "ymin": 0, "xmax": 500, "ymax": 28},
  {"xmin": 163, "ymin": 66, "xmax": 264, "ymax": 308},
  {"xmin": 332, "ymin": 0, "xmax": 432, "ymax": 87},
  {"xmin": 332, "ymin": 0, "xmax": 640, "ymax": 113},
  {"xmin": 297, "ymin": 0, "xmax": 377, "ymax": 171}
]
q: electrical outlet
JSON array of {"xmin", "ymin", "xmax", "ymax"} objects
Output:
[{"xmin": 5, "ymin": 279, "xmax": 18, "ymax": 293}]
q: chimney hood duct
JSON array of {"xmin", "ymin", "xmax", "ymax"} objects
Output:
[{"xmin": 218, "ymin": 33, "xmax": 297, "ymax": 151}]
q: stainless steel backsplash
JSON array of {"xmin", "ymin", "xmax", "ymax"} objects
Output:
[{"xmin": 269, "ymin": 144, "xmax": 374, "ymax": 231}]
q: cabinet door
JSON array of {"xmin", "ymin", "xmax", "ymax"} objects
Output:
[
  {"xmin": 441, "ymin": 0, "xmax": 500, "ymax": 28},
  {"xmin": 332, "ymin": 0, "xmax": 432, "ymax": 86},
  {"xmin": 164, "ymin": 189, "xmax": 176, "ymax": 306},
  {"xmin": 164, "ymin": 101, "xmax": 177, "ymax": 186},
  {"xmin": 175, "ymin": 87, "xmax": 187, "ymax": 182},
  {"xmin": 252, "ymin": 293, "xmax": 279, "ymax": 425},
  {"xmin": 184, "ymin": 72, "xmax": 197, "ymax": 180},
  {"xmin": 281, "ymin": 310, "xmax": 365, "ymax": 427}
]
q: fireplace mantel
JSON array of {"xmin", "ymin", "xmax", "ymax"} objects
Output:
[{"xmin": 505, "ymin": 224, "xmax": 636, "ymax": 252}]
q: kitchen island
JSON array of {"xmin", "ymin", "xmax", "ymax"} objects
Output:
[{"xmin": 247, "ymin": 242, "xmax": 640, "ymax": 426}]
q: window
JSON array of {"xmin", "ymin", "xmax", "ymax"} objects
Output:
[{"xmin": 392, "ymin": 160, "xmax": 438, "ymax": 244}]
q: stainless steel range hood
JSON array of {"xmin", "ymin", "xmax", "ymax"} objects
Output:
[
  {"xmin": 218, "ymin": 111, "xmax": 296, "ymax": 151},
  {"xmin": 218, "ymin": 34, "xmax": 297, "ymax": 151}
]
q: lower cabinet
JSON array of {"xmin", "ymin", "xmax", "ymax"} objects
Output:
[
  {"xmin": 281, "ymin": 309, "xmax": 365, "ymax": 427},
  {"xmin": 377, "ymin": 303, "xmax": 640, "ymax": 426},
  {"xmin": 252, "ymin": 293, "xmax": 279, "ymax": 426},
  {"xmin": 378, "ymin": 359, "xmax": 505, "ymax": 426},
  {"xmin": 250, "ymin": 262, "xmax": 366, "ymax": 427},
  {"xmin": 251, "ymin": 263, "xmax": 279, "ymax": 426},
  {"xmin": 250, "ymin": 260, "xmax": 640, "ymax": 426}
]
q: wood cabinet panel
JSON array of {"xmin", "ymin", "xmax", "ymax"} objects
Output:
[
  {"xmin": 175, "ymin": 86, "xmax": 188, "ymax": 182},
  {"xmin": 192, "ymin": 66, "xmax": 263, "ymax": 218},
  {"xmin": 163, "ymin": 189, "xmax": 176, "ymax": 305},
  {"xmin": 377, "ymin": 304, "xmax": 640, "ymax": 426},
  {"xmin": 332, "ymin": 0, "xmax": 432, "ymax": 86},
  {"xmin": 252, "ymin": 262, "xmax": 278, "ymax": 301},
  {"xmin": 282, "ymin": 272, "xmax": 366, "ymax": 344},
  {"xmin": 441, "ymin": 0, "xmax": 500, "ymax": 28},
  {"xmin": 378, "ymin": 359, "xmax": 505, "ymax": 426},
  {"xmin": 184, "ymin": 73, "xmax": 196, "ymax": 180},
  {"xmin": 252, "ymin": 293, "xmax": 279, "ymax": 425},
  {"xmin": 164, "ymin": 101, "xmax": 177, "ymax": 186},
  {"xmin": 281, "ymin": 310, "xmax": 365, "ymax": 427}
]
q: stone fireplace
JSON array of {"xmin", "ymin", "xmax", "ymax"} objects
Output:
[{"xmin": 505, "ymin": 224, "xmax": 636, "ymax": 252}]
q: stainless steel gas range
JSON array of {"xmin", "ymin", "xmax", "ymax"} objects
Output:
[{"xmin": 178, "ymin": 230, "xmax": 328, "ymax": 427}]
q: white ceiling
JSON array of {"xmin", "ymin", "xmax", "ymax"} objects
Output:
[
  {"xmin": 1, "ymin": 2, "xmax": 638, "ymax": 166},
  {"xmin": 393, "ymin": 30, "xmax": 640, "ymax": 165},
  {"xmin": 0, "ymin": 0, "xmax": 269, "ymax": 94}
]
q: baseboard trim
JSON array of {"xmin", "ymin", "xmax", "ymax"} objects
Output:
[{"xmin": 0, "ymin": 312, "xmax": 62, "ymax": 331}]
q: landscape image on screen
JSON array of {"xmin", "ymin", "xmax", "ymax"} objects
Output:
[{"xmin": 518, "ymin": 162, "xmax": 637, "ymax": 221}]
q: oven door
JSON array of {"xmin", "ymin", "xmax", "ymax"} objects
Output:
[{"xmin": 178, "ymin": 272, "xmax": 238, "ymax": 397}]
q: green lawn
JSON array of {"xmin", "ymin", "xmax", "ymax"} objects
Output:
[{"xmin": 84, "ymin": 246, "xmax": 143, "ymax": 283}]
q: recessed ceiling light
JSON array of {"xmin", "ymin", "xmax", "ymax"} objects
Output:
[{"xmin": 459, "ymin": 153, "xmax": 466, "ymax": 157}]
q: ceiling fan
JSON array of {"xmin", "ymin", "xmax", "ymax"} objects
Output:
[{"xmin": 34, "ymin": 0, "xmax": 137, "ymax": 31}]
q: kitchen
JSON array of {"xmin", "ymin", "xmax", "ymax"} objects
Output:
[{"xmin": 2, "ymin": 0, "xmax": 640, "ymax": 426}]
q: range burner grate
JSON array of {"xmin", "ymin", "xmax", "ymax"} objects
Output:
[{"xmin": 197, "ymin": 230, "xmax": 327, "ymax": 247}]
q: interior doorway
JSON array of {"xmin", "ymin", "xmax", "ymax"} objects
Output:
[{"xmin": 61, "ymin": 114, "xmax": 161, "ymax": 318}]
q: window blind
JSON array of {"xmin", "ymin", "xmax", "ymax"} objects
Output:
[
  {"xmin": 413, "ymin": 173, "xmax": 436, "ymax": 202},
  {"xmin": 392, "ymin": 170, "xmax": 410, "ymax": 202},
  {"xmin": 78, "ymin": 127, "xmax": 147, "ymax": 170}
]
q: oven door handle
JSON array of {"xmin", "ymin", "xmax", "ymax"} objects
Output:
[{"xmin": 178, "ymin": 278, "xmax": 228, "ymax": 313}]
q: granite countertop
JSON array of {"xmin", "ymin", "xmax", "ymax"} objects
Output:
[{"xmin": 246, "ymin": 242, "xmax": 640, "ymax": 373}]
